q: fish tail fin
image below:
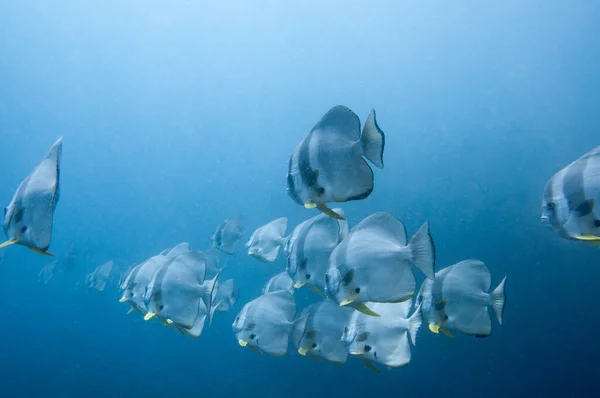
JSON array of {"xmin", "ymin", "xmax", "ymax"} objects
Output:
[
  {"xmin": 360, "ymin": 109, "xmax": 385, "ymax": 168},
  {"xmin": 490, "ymin": 276, "xmax": 507, "ymax": 325},
  {"xmin": 408, "ymin": 304, "xmax": 423, "ymax": 345},
  {"xmin": 407, "ymin": 222, "xmax": 436, "ymax": 279}
]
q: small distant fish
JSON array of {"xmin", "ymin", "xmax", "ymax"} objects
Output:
[
  {"xmin": 246, "ymin": 217, "xmax": 289, "ymax": 263},
  {"xmin": 233, "ymin": 290, "xmax": 296, "ymax": 356},
  {"xmin": 211, "ymin": 216, "xmax": 244, "ymax": 254},
  {"xmin": 292, "ymin": 299, "xmax": 352, "ymax": 364},
  {"xmin": 342, "ymin": 300, "xmax": 422, "ymax": 370},
  {"xmin": 415, "ymin": 259, "xmax": 506, "ymax": 338},
  {"xmin": 325, "ymin": 212, "xmax": 435, "ymax": 316},
  {"xmin": 38, "ymin": 261, "xmax": 57, "ymax": 285},
  {"xmin": 262, "ymin": 271, "xmax": 295, "ymax": 295},
  {"xmin": 85, "ymin": 260, "xmax": 113, "ymax": 292},
  {"xmin": 286, "ymin": 105, "xmax": 385, "ymax": 220},
  {"xmin": 209, "ymin": 279, "xmax": 239, "ymax": 323},
  {"xmin": 1, "ymin": 137, "xmax": 63, "ymax": 256},
  {"xmin": 286, "ymin": 210, "xmax": 348, "ymax": 294},
  {"xmin": 541, "ymin": 146, "xmax": 600, "ymax": 244}
]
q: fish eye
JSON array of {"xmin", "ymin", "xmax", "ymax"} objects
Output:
[
  {"xmin": 364, "ymin": 345, "xmax": 372, "ymax": 352},
  {"xmin": 159, "ymin": 305, "xmax": 164, "ymax": 310},
  {"xmin": 311, "ymin": 343, "xmax": 317, "ymax": 348},
  {"xmin": 325, "ymin": 274, "xmax": 330, "ymax": 282},
  {"xmin": 20, "ymin": 226, "xmax": 27, "ymax": 233},
  {"xmin": 355, "ymin": 287, "xmax": 360, "ymax": 294},
  {"xmin": 344, "ymin": 327, "xmax": 348, "ymax": 333},
  {"xmin": 305, "ymin": 273, "xmax": 311, "ymax": 280},
  {"xmin": 249, "ymin": 333, "xmax": 256, "ymax": 340},
  {"xmin": 547, "ymin": 202, "xmax": 555, "ymax": 210},
  {"xmin": 595, "ymin": 220, "xmax": 600, "ymax": 228}
]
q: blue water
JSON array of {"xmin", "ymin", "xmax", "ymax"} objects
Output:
[{"xmin": 1, "ymin": 1, "xmax": 599, "ymax": 397}]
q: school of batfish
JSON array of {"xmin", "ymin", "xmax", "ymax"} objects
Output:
[{"xmin": 2, "ymin": 105, "xmax": 598, "ymax": 371}]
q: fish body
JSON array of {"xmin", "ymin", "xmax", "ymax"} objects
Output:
[
  {"xmin": 246, "ymin": 217, "xmax": 288, "ymax": 263},
  {"xmin": 1, "ymin": 137, "xmax": 63, "ymax": 256},
  {"xmin": 211, "ymin": 216, "xmax": 244, "ymax": 254},
  {"xmin": 287, "ymin": 210, "xmax": 347, "ymax": 292},
  {"xmin": 292, "ymin": 299, "xmax": 352, "ymax": 364},
  {"xmin": 416, "ymin": 260, "xmax": 506, "ymax": 338},
  {"xmin": 233, "ymin": 290, "xmax": 296, "ymax": 356},
  {"xmin": 342, "ymin": 300, "xmax": 421, "ymax": 368},
  {"xmin": 542, "ymin": 146, "xmax": 600, "ymax": 243},
  {"xmin": 286, "ymin": 106, "xmax": 385, "ymax": 220},
  {"xmin": 325, "ymin": 212, "xmax": 435, "ymax": 312},
  {"xmin": 262, "ymin": 271, "xmax": 295, "ymax": 295}
]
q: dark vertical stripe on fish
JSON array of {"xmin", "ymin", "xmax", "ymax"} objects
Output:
[{"xmin": 562, "ymin": 156, "xmax": 589, "ymax": 213}]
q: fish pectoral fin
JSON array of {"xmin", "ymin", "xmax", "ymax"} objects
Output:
[
  {"xmin": 143, "ymin": 312, "xmax": 156, "ymax": 321},
  {"xmin": 315, "ymin": 204, "xmax": 347, "ymax": 220},
  {"xmin": 293, "ymin": 282, "xmax": 305, "ymax": 289},
  {"xmin": 428, "ymin": 323, "xmax": 441, "ymax": 334},
  {"xmin": 353, "ymin": 303, "xmax": 381, "ymax": 317},
  {"xmin": 238, "ymin": 339, "xmax": 248, "ymax": 347},
  {"xmin": 360, "ymin": 359, "xmax": 381, "ymax": 373},
  {"xmin": 574, "ymin": 199, "xmax": 595, "ymax": 217},
  {"xmin": 440, "ymin": 327, "xmax": 454, "ymax": 338},
  {"xmin": 119, "ymin": 297, "xmax": 128, "ymax": 303},
  {"xmin": 126, "ymin": 308, "xmax": 135, "ymax": 315},
  {"xmin": 298, "ymin": 348, "xmax": 308, "ymax": 356},
  {"xmin": 574, "ymin": 234, "xmax": 600, "ymax": 241},
  {"xmin": 247, "ymin": 345, "xmax": 263, "ymax": 355},
  {"xmin": 307, "ymin": 353, "xmax": 323, "ymax": 362},
  {"xmin": 304, "ymin": 202, "xmax": 317, "ymax": 209},
  {"xmin": 0, "ymin": 239, "xmax": 18, "ymax": 249},
  {"xmin": 339, "ymin": 299, "xmax": 354, "ymax": 306},
  {"xmin": 307, "ymin": 285, "xmax": 325, "ymax": 295}
]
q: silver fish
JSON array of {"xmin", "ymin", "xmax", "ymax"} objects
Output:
[
  {"xmin": 233, "ymin": 290, "xmax": 296, "ymax": 356},
  {"xmin": 85, "ymin": 260, "xmax": 113, "ymax": 292},
  {"xmin": 416, "ymin": 259, "xmax": 506, "ymax": 338},
  {"xmin": 286, "ymin": 105, "xmax": 385, "ymax": 220},
  {"xmin": 209, "ymin": 279, "xmax": 239, "ymax": 323},
  {"xmin": 325, "ymin": 212, "xmax": 435, "ymax": 316},
  {"xmin": 342, "ymin": 300, "xmax": 421, "ymax": 369},
  {"xmin": 542, "ymin": 146, "xmax": 600, "ymax": 244},
  {"xmin": 262, "ymin": 271, "xmax": 295, "ymax": 295},
  {"xmin": 292, "ymin": 299, "xmax": 352, "ymax": 364},
  {"xmin": 38, "ymin": 261, "xmax": 57, "ymax": 285},
  {"xmin": 211, "ymin": 216, "xmax": 244, "ymax": 254},
  {"xmin": 144, "ymin": 250, "xmax": 211, "ymax": 330},
  {"xmin": 287, "ymin": 210, "xmax": 347, "ymax": 294},
  {"xmin": 246, "ymin": 217, "xmax": 289, "ymax": 263},
  {"xmin": 1, "ymin": 137, "xmax": 63, "ymax": 256}
]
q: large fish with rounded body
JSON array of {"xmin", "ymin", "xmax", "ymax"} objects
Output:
[
  {"xmin": 286, "ymin": 106, "xmax": 385, "ymax": 220},
  {"xmin": 325, "ymin": 212, "xmax": 435, "ymax": 316},
  {"xmin": 541, "ymin": 146, "xmax": 600, "ymax": 244},
  {"xmin": 246, "ymin": 217, "xmax": 289, "ymax": 263},
  {"xmin": 1, "ymin": 137, "xmax": 63, "ymax": 256}
]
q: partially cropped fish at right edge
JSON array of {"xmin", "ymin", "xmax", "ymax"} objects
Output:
[
  {"xmin": 286, "ymin": 106, "xmax": 385, "ymax": 220},
  {"xmin": 541, "ymin": 145, "xmax": 600, "ymax": 244}
]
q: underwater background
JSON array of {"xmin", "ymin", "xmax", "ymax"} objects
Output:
[{"xmin": 1, "ymin": 1, "xmax": 599, "ymax": 397}]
